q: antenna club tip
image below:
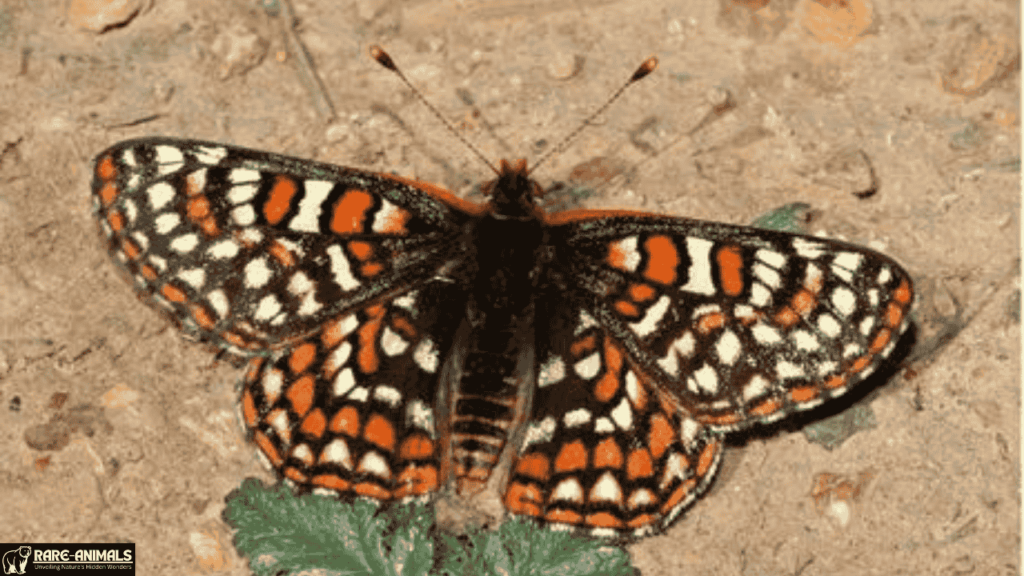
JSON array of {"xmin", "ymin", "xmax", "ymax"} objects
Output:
[
  {"xmin": 369, "ymin": 45, "xmax": 397, "ymax": 71},
  {"xmin": 631, "ymin": 56, "xmax": 659, "ymax": 82}
]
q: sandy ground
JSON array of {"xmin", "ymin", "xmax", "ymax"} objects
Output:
[{"xmin": 0, "ymin": 0, "xmax": 1019, "ymax": 574}]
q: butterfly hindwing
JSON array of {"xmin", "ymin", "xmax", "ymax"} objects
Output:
[
  {"xmin": 92, "ymin": 137, "xmax": 475, "ymax": 354},
  {"xmin": 240, "ymin": 280, "xmax": 466, "ymax": 500},
  {"xmin": 549, "ymin": 214, "xmax": 914, "ymax": 432},
  {"xmin": 503, "ymin": 297, "xmax": 723, "ymax": 537}
]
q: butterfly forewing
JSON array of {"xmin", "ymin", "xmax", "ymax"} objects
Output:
[
  {"xmin": 550, "ymin": 214, "xmax": 914, "ymax": 432},
  {"xmin": 92, "ymin": 137, "xmax": 473, "ymax": 354}
]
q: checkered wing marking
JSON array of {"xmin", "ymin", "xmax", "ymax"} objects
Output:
[
  {"xmin": 240, "ymin": 281, "xmax": 465, "ymax": 500},
  {"xmin": 92, "ymin": 137, "xmax": 477, "ymax": 354},
  {"xmin": 503, "ymin": 304, "xmax": 723, "ymax": 538},
  {"xmin": 549, "ymin": 214, "xmax": 914, "ymax": 432}
]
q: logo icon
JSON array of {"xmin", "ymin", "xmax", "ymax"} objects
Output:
[{"xmin": 2, "ymin": 546, "xmax": 30, "ymax": 575}]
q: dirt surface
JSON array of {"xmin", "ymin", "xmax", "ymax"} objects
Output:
[{"xmin": 0, "ymin": 0, "xmax": 1019, "ymax": 574}]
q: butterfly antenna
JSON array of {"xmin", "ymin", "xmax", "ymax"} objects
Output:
[
  {"xmin": 370, "ymin": 45, "xmax": 500, "ymax": 176},
  {"xmin": 530, "ymin": 56, "xmax": 658, "ymax": 176}
]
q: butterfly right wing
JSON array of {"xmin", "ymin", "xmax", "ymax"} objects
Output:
[{"xmin": 92, "ymin": 137, "xmax": 481, "ymax": 355}]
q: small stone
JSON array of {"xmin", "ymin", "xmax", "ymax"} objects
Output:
[
  {"xmin": 798, "ymin": 0, "xmax": 874, "ymax": 48},
  {"xmin": 547, "ymin": 52, "xmax": 583, "ymax": 80},
  {"xmin": 68, "ymin": 0, "xmax": 145, "ymax": 33},
  {"xmin": 210, "ymin": 23, "xmax": 269, "ymax": 79}
]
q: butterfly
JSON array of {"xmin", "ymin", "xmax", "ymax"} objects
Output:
[{"xmin": 90, "ymin": 48, "xmax": 913, "ymax": 540}]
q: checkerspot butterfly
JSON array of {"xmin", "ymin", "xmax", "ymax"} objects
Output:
[{"xmin": 91, "ymin": 47, "xmax": 913, "ymax": 539}]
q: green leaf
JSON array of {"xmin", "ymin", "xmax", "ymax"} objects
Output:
[
  {"xmin": 222, "ymin": 478, "xmax": 436, "ymax": 576},
  {"xmin": 749, "ymin": 202, "xmax": 812, "ymax": 233}
]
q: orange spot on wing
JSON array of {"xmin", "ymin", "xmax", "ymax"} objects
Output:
[
  {"xmin": 644, "ymin": 235, "xmax": 679, "ymax": 284},
  {"xmin": 697, "ymin": 442, "xmax": 718, "ymax": 476},
  {"xmin": 99, "ymin": 183, "xmax": 118, "ymax": 207},
  {"xmin": 894, "ymin": 279, "xmax": 912, "ymax": 304},
  {"xmin": 504, "ymin": 482, "xmax": 542, "ymax": 516},
  {"xmin": 364, "ymin": 414, "xmax": 396, "ymax": 451},
  {"xmin": 703, "ymin": 412, "xmax": 741, "ymax": 427},
  {"xmin": 377, "ymin": 208, "xmax": 411, "ymax": 234},
  {"xmin": 357, "ymin": 305, "xmax": 385, "ymax": 373},
  {"xmin": 627, "ymin": 514, "xmax": 657, "ymax": 529},
  {"xmin": 396, "ymin": 465, "xmax": 438, "ymax": 496},
  {"xmin": 288, "ymin": 343, "xmax": 317, "ymax": 374},
  {"xmin": 515, "ymin": 453, "xmax": 551, "ymax": 480},
  {"xmin": 354, "ymin": 482, "xmax": 390, "ymax": 500},
  {"xmin": 264, "ymin": 175, "xmax": 298, "ymax": 225},
  {"xmin": 161, "ymin": 283, "xmax": 187, "ymax": 303},
  {"xmin": 379, "ymin": 172, "xmax": 489, "ymax": 216},
  {"xmin": 749, "ymin": 398, "xmax": 781, "ymax": 417},
  {"xmin": 629, "ymin": 283, "xmax": 655, "ymax": 302},
  {"xmin": 627, "ymin": 448, "xmax": 654, "ymax": 480},
  {"xmin": 648, "ymin": 414, "xmax": 674, "ymax": 460},
  {"xmin": 331, "ymin": 189, "xmax": 373, "ymax": 234},
  {"xmin": 870, "ymin": 328, "xmax": 891, "ymax": 353},
  {"xmin": 321, "ymin": 318, "xmax": 346, "ymax": 348},
  {"xmin": 773, "ymin": 306, "xmax": 799, "ymax": 328},
  {"xmin": 886, "ymin": 302, "xmax": 904, "ymax": 327},
  {"xmin": 546, "ymin": 509, "xmax": 583, "ymax": 525},
  {"xmin": 312, "ymin": 474, "xmax": 351, "ymax": 492},
  {"xmin": 120, "ymin": 238, "xmax": 140, "ymax": 260},
  {"xmin": 241, "ymin": 389, "xmax": 258, "ymax": 427},
  {"xmin": 286, "ymin": 375, "xmax": 314, "ymax": 417},
  {"xmin": 349, "ymin": 241, "xmax": 372, "ymax": 260},
  {"xmin": 399, "ymin": 434, "xmax": 434, "ymax": 459},
  {"xmin": 614, "ymin": 300, "xmax": 640, "ymax": 318},
  {"xmin": 570, "ymin": 333, "xmax": 597, "ymax": 357},
  {"xmin": 283, "ymin": 467, "xmax": 308, "ymax": 483},
  {"xmin": 824, "ymin": 374, "xmax": 847, "ymax": 389},
  {"xmin": 187, "ymin": 196, "xmax": 211, "ymax": 221},
  {"xmin": 789, "ymin": 386, "xmax": 819, "ymax": 403},
  {"xmin": 594, "ymin": 340, "xmax": 622, "ymax": 402},
  {"xmin": 554, "ymin": 440, "xmax": 588, "ymax": 473},
  {"xmin": 330, "ymin": 405, "xmax": 360, "ymax": 437},
  {"xmin": 97, "ymin": 155, "xmax": 116, "ymax": 181},
  {"xmin": 361, "ymin": 262, "xmax": 384, "ymax": 277},
  {"xmin": 191, "ymin": 304, "xmax": 215, "ymax": 330},
  {"xmin": 141, "ymin": 265, "xmax": 158, "ymax": 281},
  {"xmin": 268, "ymin": 241, "xmax": 295, "ymax": 267},
  {"xmin": 850, "ymin": 355, "xmax": 872, "ymax": 373},
  {"xmin": 661, "ymin": 479, "xmax": 696, "ymax": 514},
  {"xmin": 717, "ymin": 245, "xmax": 744, "ymax": 296},
  {"xmin": 594, "ymin": 437, "xmax": 624, "ymax": 469},
  {"xmin": 300, "ymin": 408, "xmax": 326, "ymax": 438},
  {"xmin": 107, "ymin": 210, "xmax": 124, "ymax": 232},
  {"xmin": 585, "ymin": 512, "xmax": 623, "ymax": 529},
  {"xmin": 697, "ymin": 312, "xmax": 725, "ymax": 334},
  {"xmin": 792, "ymin": 289, "xmax": 816, "ymax": 315},
  {"xmin": 253, "ymin": 431, "xmax": 282, "ymax": 467},
  {"xmin": 607, "ymin": 240, "xmax": 631, "ymax": 271}
]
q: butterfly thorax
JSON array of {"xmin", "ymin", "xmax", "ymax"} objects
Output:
[{"xmin": 482, "ymin": 159, "xmax": 544, "ymax": 221}]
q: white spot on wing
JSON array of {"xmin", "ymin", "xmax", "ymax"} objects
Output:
[
  {"xmin": 793, "ymin": 237, "xmax": 826, "ymax": 259},
  {"xmin": 716, "ymin": 330, "xmax": 742, "ymax": 365},
  {"xmin": 630, "ymin": 295, "xmax": 671, "ymax": 337},
  {"xmin": 574, "ymin": 352, "xmax": 601, "ymax": 380},
  {"xmin": 692, "ymin": 364, "xmax": 719, "ymax": 394},
  {"xmin": 373, "ymin": 386, "xmax": 402, "ymax": 407},
  {"xmin": 333, "ymin": 368, "xmax": 356, "ymax": 397},
  {"xmin": 414, "ymin": 338, "xmax": 439, "ymax": 373},
  {"xmin": 609, "ymin": 236, "xmax": 641, "ymax": 272},
  {"xmin": 147, "ymin": 182, "xmax": 175, "ymax": 211},
  {"xmin": 564, "ymin": 408, "xmax": 591, "ymax": 428},
  {"xmin": 757, "ymin": 249, "xmax": 787, "ymax": 269},
  {"xmin": 743, "ymin": 374, "xmax": 770, "ymax": 401},
  {"xmin": 611, "ymin": 398, "xmax": 633, "ymax": 430},
  {"xmin": 589, "ymin": 471, "xmax": 623, "ymax": 503},
  {"xmin": 322, "ymin": 439, "xmax": 353, "ymax": 469},
  {"xmin": 292, "ymin": 180, "xmax": 334, "ymax": 232},
  {"xmin": 538, "ymin": 357, "xmax": 566, "ymax": 388},
  {"xmin": 381, "ymin": 327, "xmax": 409, "ymax": 356},
  {"xmin": 680, "ymin": 237, "xmax": 715, "ymax": 295},
  {"xmin": 230, "ymin": 168, "xmax": 261, "ymax": 184},
  {"xmin": 326, "ymin": 245, "xmax": 361, "ymax": 291},
  {"xmin": 232, "ymin": 205, "xmax": 256, "ymax": 226},
  {"xmin": 170, "ymin": 233, "xmax": 199, "ymax": 253},
  {"xmin": 245, "ymin": 257, "xmax": 273, "ymax": 288},
  {"xmin": 207, "ymin": 238, "xmax": 239, "ymax": 259},
  {"xmin": 776, "ymin": 360, "xmax": 804, "ymax": 379},
  {"xmin": 254, "ymin": 295, "xmax": 282, "ymax": 321},
  {"xmin": 177, "ymin": 267, "xmax": 205, "ymax": 289},
  {"xmin": 831, "ymin": 286, "xmax": 857, "ymax": 317}
]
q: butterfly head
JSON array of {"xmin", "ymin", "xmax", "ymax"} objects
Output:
[{"xmin": 483, "ymin": 159, "xmax": 545, "ymax": 219}]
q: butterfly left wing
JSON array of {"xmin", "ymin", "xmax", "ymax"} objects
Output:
[
  {"xmin": 240, "ymin": 280, "xmax": 466, "ymax": 501},
  {"xmin": 92, "ymin": 137, "xmax": 478, "ymax": 355},
  {"xmin": 545, "ymin": 212, "xmax": 914, "ymax": 433}
]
